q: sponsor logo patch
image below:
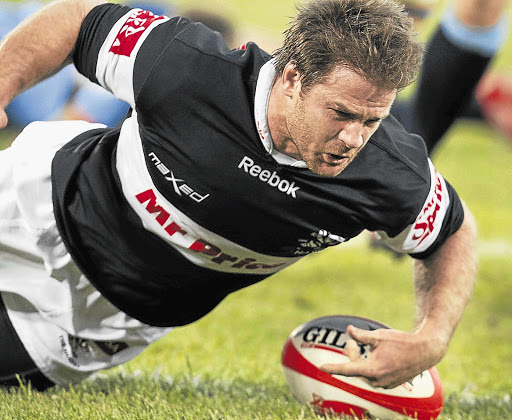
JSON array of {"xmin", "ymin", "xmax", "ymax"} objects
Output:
[
  {"xmin": 238, "ymin": 156, "xmax": 300, "ymax": 198},
  {"xmin": 135, "ymin": 188, "xmax": 287, "ymax": 271},
  {"xmin": 411, "ymin": 169, "xmax": 445, "ymax": 246},
  {"xmin": 405, "ymin": 165, "xmax": 449, "ymax": 253},
  {"xmin": 110, "ymin": 9, "xmax": 165, "ymax": 57},
  {"xmin": 148, "ymin": 152, "xmax": 210, "ymax": 203}
]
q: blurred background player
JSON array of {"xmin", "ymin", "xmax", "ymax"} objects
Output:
[{"xmin": 391, "ymin": 0, "xmax": 511, "ymax": 154}]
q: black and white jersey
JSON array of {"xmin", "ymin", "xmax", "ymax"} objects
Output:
[{"xmin": 51, "ymin": 4, "xmax": 464, "ymax": 327}]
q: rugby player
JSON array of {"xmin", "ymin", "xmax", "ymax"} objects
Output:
[{"xmin": 0, "ymin": 0, "xmax": 477, "ymax": 391}]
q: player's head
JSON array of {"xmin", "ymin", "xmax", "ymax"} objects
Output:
[{"xmin": 272, "ymin": 0, "xmax": 424, "ymax": 93}]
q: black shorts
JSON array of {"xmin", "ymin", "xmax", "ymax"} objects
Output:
[{"xmin": 0, "ymin": 293, "xmax": 55, "ymax": 391}]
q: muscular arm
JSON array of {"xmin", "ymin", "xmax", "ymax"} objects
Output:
[
  {"xmin": 413, "ymin": 201, "xmax": 477, "ymax": 356},
  {"xmin": 322, "ymin": 203, "xmax": 478, "ymax": 388},
  {"xmin": 0, "ymin": 0, "xmax": 104, "ymax": 128}
]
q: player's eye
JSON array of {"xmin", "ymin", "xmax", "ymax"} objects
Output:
[
  {"xmin": 364, "ymin": 119, "xmax": 381, "ymax": 127},
  {"xmin": 331, "ymin": 109, "xmax": 353, "ymax": 120}
]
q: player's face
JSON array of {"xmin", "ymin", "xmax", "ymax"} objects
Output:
[{"xmin": 283, "ymin": 65, "xmax": 396, "ymax": 177}]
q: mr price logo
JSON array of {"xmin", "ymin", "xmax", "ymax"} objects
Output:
[{"xmin": 135, "ymin": 188, "xmax": 286, "ymax": 271}]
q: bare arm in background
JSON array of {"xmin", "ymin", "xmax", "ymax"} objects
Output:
[{"xmin": 0, "ymin": 0, "xmax": 104, "ymax": 128}]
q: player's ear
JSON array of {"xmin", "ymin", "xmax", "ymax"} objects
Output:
[{"xmin": 281, "ymin": 61, "xmax": 301, "ymax": 98}]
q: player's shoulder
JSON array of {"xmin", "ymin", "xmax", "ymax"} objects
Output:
[
  {"xmin": 342, "ymin": 114, "xmax": 434, "ymax": 235},
  {"xmin": 366, "ymin": 113, "xmax": 431, "ymax": 183},
  {"xmin": 171, "ymin": 18, "xmax": 271, "ymax": 68},
  {"xmin": 83, "ymin": 2, "xmax": 271, "ymax": 74}
]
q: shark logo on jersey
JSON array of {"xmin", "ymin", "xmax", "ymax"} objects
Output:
[{"xmin": 294, "ymin": 230, "xmax": 345, "ymax": 256}]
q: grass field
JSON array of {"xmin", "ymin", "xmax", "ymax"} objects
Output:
[{"xmin": 1, "ymin": 0, "xmax": 512, "ymax": 419}]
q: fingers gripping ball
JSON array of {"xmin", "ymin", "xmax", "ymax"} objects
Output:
[{"xmin": 281, "ymin": 315, "xmax": 443, "ymax": 419}]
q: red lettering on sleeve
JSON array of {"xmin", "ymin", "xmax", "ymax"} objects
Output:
[
  {"xmin": 411, "ymin": 170, "xmax": 444, "ymax": 246},
  {"xmin": 110, "ymin": 10, "xmax": 165, "ymax": 57}
]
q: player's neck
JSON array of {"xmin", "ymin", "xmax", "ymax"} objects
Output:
[{"xmin": 267, "ymin": 82, "xmax": 298, "ymax": 157}]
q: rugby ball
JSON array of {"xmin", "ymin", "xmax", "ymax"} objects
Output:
[{"xmin": 281, "ymin": 315, "xmax": 443, "ymax": 419}]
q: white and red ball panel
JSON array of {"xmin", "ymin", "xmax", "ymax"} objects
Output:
[{"xmin": 281, "ymin": 315, "xmax": 444, "ymax": 419}]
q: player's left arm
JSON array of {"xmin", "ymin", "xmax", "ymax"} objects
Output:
[
  {"xmin": 412, "ymin": 200, "xmax": 477, "ymax": 369},
  {"xmin": 322, "ymin": 179, "xmax": 477, "ymax": 388},
  {"xmin": 322, "ymin": 208, "xmax": 478, "ymax": 388}
]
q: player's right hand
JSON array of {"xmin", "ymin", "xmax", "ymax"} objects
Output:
[{"xmin": 320, "ymin": 324, "xmax": 444, "ymax": 389}]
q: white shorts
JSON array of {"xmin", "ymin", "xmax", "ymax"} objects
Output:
[{"xmin": 0, "ymin": 121, "xmax": 171, "ymax": 386}]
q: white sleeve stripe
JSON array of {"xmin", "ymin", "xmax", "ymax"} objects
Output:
[{"xmin": 95, "ymin": 9, "xmax": 169, "ymax": 108}]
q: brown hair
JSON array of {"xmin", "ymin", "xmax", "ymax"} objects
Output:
[{"xmin": 272, "ymin": 0, "xmax": 424, "ymax": 91}]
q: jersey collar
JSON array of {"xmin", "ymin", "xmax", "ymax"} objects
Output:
[{"xmin": 254, "ymin": 60, "xmax": 307, "ymax": 168}]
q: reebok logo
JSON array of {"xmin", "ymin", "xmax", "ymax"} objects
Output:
[{"xmin": 238, "ymin": 156, "xmax": 300, "ymax": 198}]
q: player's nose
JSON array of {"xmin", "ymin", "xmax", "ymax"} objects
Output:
[{"xmin": 338, "ymin": 121, "xmax": 364, "ymax": 149}]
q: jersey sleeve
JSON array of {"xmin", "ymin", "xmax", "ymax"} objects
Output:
[
  {"xmin": 375, "ymin": 159, "xmax": 464, "ymax": 259},
  {"xmin": 73, "ymin": 3, "xmax": 173, "ymax": 108}
]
